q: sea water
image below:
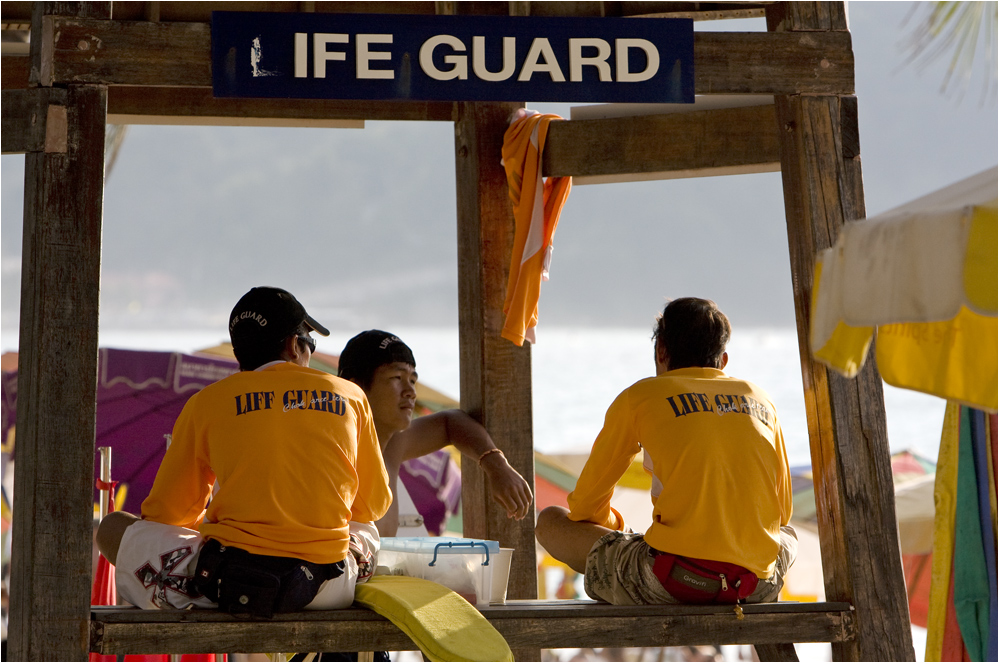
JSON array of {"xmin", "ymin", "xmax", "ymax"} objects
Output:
[{"xmin": 1, "ymin": 325, "xmax": 945, "ymax": 461}]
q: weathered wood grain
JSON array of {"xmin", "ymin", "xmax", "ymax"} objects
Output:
[
  {"xmin": 9, "ymin": 82, "xmax": 107, "ymax": 661},
  {"xmin": 91, "ymin": 601, "xmax": 855, "ymax": 655},
  {"xmin": 106, "ymin": 86, "xmax": 455, "ymax": 124},
  {"xmin": 542, "ymin": 104, "xmax": 779, "ymax": 179},
  {"xmin": 42, "ymin": 18, "xmax": 854, "ymax": 96},
  {"xmin": 454, "ymin": 100, "xmax": 539, "ymax": 603},
  {"xmin": 1, "ymin": 88, "xmax": 68, "ymax": 154},
  {"xmin": 1, "ymin": 54, "xmax": 30, "ymax": 89},
  {"xmin": 767, "ymin": 2, "xmax": 914, "ymax": 661},
  {"xmin": 0, "ymin": 2, "xmax": 774, "ymax": 23}
]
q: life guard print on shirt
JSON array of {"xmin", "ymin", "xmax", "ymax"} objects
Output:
[
  {"xmin": 665, "ymin": 391, "xmax": 775, "ymax": 429},
  {"xmin": 234, "ymin": 389, "xmax": 348, "ymax": 416}
]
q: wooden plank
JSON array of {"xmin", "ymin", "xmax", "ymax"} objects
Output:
[
  {"xmin": 91, "ymin": 602, "xmax": 855, "ymax": 655},
  {"xmin": 542, "ymin": 104, "xmax": 779, "ymax": 180},
  {"xmin": 766, "ymin": 2, "xmax": 914, "ymax": 661},
  {"xmin": 755, "ymin": 642, "xmax": 799, "ymax": 661},
  {"xmin": 1, "ymin": 88, "xmax": 68, "ymax": 154},
  {"xmin": 8, "ymin": 82, "xmax": 108, "ymax": 661},
  {"xmin": 1, "ymin": 2, "xmax": 772, "ymax": 23},
  {"xmin": 454, "ymin": 98, "xmax": 539, "ymax": 605},
  {"xmin": 1, "ymin": 54, "xmax": 30, "ymax": 89},
  {"xmin": 42, "ymin": 18, "xmax": 854, "ymax": 96},
  {"xmin": 106, "ymin": 86, "xmax": 455, "ymax": 124}
]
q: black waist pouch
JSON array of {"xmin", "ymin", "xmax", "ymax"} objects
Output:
[{"xmin": 194, "ymin": 539, "xmax": 345, "ymax": 618}]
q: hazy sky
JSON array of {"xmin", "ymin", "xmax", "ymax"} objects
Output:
[{"xmin": 2, "ymin": 1, "xmax": 997, "ymax": 338}]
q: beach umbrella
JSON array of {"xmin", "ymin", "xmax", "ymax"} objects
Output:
[
  {"xmin": 0, "ymin": 349, "xmax": 239, "ymax": 515},
  {"xmin": 810, "ymin": 166, "xmax": 997, "ymax": 411}
]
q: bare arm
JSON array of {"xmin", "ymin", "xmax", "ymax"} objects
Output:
[{"xmin": 385, "ymin": 409, "xmax": 533, "ymax": 521}]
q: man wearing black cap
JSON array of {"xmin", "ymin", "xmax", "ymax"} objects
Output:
[
  {"xmin": 98, "ymin": 287, "xmax": 392, "ymax": 617},
  {"xmin": 338, "ymin": 330, "xmax": 533, "ymax": 536}
]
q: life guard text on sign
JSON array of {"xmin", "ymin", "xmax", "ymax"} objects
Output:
[{"xmin": 212, "ymin": 12, "xmax": 695, "ymax": 104}]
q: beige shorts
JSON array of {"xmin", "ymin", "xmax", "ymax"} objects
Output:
[
  {"xmin": 115, "ymin": 519, "xmax": 378, "ymax": 611},
  {"xmin": 584, "ymin": 525, "xmax": 798, "ymax": 605}
]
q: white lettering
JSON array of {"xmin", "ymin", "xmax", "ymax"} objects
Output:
[
  {"xmin": 517, "ymin": 37, "xmax": 566, "ymax": 82},
  {"xmin": 419, "ymin": 35, "xmax": 468, "ymax": 81},
  {"xmin": 294, "ymin": 32, "xmax": 308, "ymax": 78},
  {"xmin": 472, "ymin": 36, "xmax": 516, "ymax": 81},
  {"xmin": 357, "ymin": 34, "xmax": 394, "ymax": 79},
  {"xmin": 313, "ymin": 33, "xmax": 348, "ymax": 79},
  {"xmin": 615, "ymin": 38, "xmax": 659, "ymax": 82},
  {"xmin": 569, "ymin": 38, "xmax": 612, "ymax": 82}
]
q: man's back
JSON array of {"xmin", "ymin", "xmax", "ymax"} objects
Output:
[
  {"xmin": 568, "ymin": 367, "xmax": 791, "ymax": 578},
  {"xmin": 142, "ymin": 362, "xmax": 390, "ymax": 564}
]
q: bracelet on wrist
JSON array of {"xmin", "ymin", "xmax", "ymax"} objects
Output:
[{"xmin": 478, "ymin": 448, "xmax": 504, "ymax": 466}]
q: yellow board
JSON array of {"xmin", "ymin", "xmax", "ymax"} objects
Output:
[{"xmin": 355, "ymin": 575, "xmax": 513, "ymax": 662}]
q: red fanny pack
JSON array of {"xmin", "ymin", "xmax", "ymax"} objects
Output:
[{"xmin": 651, "ymin": 552, "xmax": 759, "ymax": 604}]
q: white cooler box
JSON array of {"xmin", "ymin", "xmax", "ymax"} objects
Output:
[{"xmin": 376, "ymin": 537, "xmax": 501, "ymax": 607}]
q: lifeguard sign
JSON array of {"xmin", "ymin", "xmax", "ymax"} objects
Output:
[{"xmin": 212, "ymin": 12, "xmax": 694, "ymax": 103}]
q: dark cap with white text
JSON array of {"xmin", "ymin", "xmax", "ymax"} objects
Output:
[{"xmin": 229, "ymin": 286, "xmax": 330, "ymax": 351}]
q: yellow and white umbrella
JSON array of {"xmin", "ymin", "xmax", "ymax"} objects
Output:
[{"xmin": 811, "ymin": 166, "xmax": 998, "ymax": 411}]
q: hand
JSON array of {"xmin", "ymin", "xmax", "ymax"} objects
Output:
[{"xmin": 481, "ymin": 452, "xmax": 533, "ymax": 520}]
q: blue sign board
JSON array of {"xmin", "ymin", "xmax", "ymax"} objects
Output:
[{"xmin": 211, "ymin": 12, "xmax": 694, "ymax": 103}]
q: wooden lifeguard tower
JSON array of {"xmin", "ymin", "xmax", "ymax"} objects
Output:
[{"xmin": 2, "ymin": 2, "xmax": 914, "ymax": 660}]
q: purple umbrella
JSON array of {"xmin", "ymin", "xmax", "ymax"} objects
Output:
[{"xmin": 1, "ymin": 348, "xmax": 238, "ymax": 515}]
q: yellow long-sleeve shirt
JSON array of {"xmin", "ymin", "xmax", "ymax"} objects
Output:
[
  {"xmin": 142, "ymin": 362, "xmax": 392, "ymax": 564},
  {"xmin": 567, "ymin": 367, "xmax": 792, "ymax": 578}
]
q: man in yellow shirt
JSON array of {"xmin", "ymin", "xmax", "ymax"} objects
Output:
[
  {"xmin": 535, "ymin": 298, "xmax": 796, "ymax": 605},
  {"xmin": 97, "ymin": 287, "xmax": 392, "ymax": 617},
  {"xmin": 336, "ymin": 330, "xmax": 533, "ymax": 536}
]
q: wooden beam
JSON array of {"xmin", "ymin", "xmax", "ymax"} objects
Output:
[
  {"xmin": 9, "ymin": 82, "xmax": 108, "ymax": 662},
  {"xmin": 91, "ymin": 601, "xmax": 855, "ymax": 654},
  {"xmin": 40, "ymin": 18, "xmax": 853, "ymax": 96},
  {"xmin": 454, "ymin": 100, "xmax": 538, "ymax": 602},
  {"xmin": 106, "ymin": 87, "xmax": 455, "ymax": 125},
  {"xmin": 1, "ymin": 2, "xmax": 773, "ymax": 23},
  {"xmin": 542, "ymin": 104, "xmax": 779, "ymax": 182},
  {"xmin": 766, "ymin": 2, "xmax": 913, "ymax": 661},
  {"xmin": 1, "ymin": 88, "xmax": 69, "ymax": 154},
  {"xmin": 1, "ymin": 54, "xmax": 30, "ymax": 89}
]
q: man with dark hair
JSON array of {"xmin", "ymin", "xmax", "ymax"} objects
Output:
[
  {"xmin": 535, "ymin": 297, "xmax": 795, "ymax": 606},
  {"xmin": 338, "ymin": 330, "xmax": 533, "ymax": 536},
  {"xmin": 98, "ymin": 287, "xmax": 392, "ymax": 617}
]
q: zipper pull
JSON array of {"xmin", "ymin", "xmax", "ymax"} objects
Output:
[
  {"xmin": 719, "ymin": 574, "xmax": 728, "ymax": 592},
  {"xmin": 301, "ymin": 565, "xmax": 314, "ymax": 581}
]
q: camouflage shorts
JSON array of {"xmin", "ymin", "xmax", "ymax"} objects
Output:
[{"xmin": 583, "ymin": 526, "xmax": 798, "ymax": 605}]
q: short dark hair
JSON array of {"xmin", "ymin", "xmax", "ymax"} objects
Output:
[
  {"xmin": 234, "ymin": 321, "xmax": 310, "ymax": 371},
  {"xmin": 338, "ymin": 330, "xmax": 416, "ymax": 392},
  {"xmin": 653, "ymin": 298, "xmax": 731, "ymax": 370}
]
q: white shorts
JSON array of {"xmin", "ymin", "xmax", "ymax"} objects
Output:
[{"xmin": 115, "ymin": 520, "xmax": 379, "ymax": 611}]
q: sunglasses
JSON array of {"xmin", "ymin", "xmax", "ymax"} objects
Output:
[{"xmin": 297, "ymin": 335, "xmax": 316, "ymax": 354}]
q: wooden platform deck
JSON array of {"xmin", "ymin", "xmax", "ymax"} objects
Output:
[{"xmin": 91, "ymin": 600, "xmax": 854, "ymax": 658}]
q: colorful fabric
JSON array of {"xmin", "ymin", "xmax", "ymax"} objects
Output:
[
  {"xmin": 142, "ymin": 362, "xmax": 391, "ymax": 564},
  {"xmin": 810, "ymin": 167, "xmax": 998, "ymax": 411},
  {"xmin": 567, "ymin": 367, "xmax": 792, "ymax": 578},
  {"xmin": 500, "ymin": 109, "xmax": 572, "ymax": 346},
  {"xmin": 926, "ymin": 403, "xmax": 961, "ymax": 662},
  {"xmin": 953, "ymin": 408, "xmax": 994, "ymax": 662}
]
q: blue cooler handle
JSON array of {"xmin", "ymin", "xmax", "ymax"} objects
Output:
[{"xmin": 429, "ymin": 541, "xmax": 491, "ymax": 566}]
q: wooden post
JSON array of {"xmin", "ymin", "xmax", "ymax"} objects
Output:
[
  {"xmin": 9, "ymin": 2, "xmax": 109, "ymax": 660},
  {"xmin": 451, "ymin": 0, "xmax": 536, "ymax": 606},
  {"xmin": 767, "ymin": 2, "xmax": 914, "ymax": 661}
]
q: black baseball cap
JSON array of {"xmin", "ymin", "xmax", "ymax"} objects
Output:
[
  {"xmin": 229, "ymin": 287, "xmax": 330, "ymax": 351},
  {"xmin": 338, "ymin": 330, "xmax": 416, "ymax": 387}
]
